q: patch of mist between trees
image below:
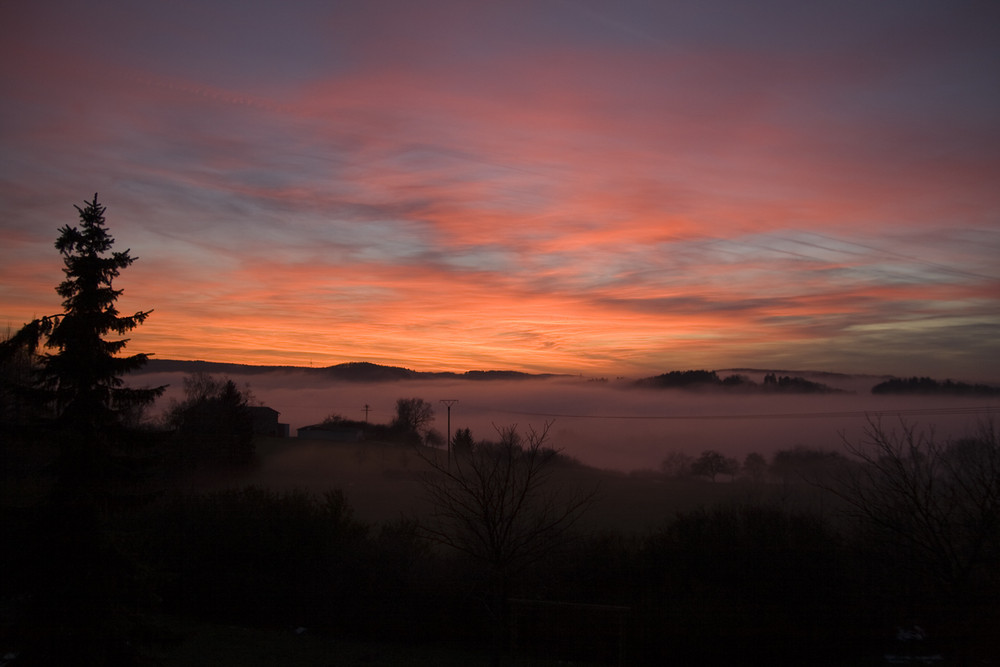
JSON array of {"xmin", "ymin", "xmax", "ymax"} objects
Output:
[{"xmin": 128, "ymin": 370, "xmax": 998, "ymax": 472}]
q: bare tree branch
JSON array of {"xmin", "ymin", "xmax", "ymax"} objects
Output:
[
  {"xmin": 825, "ymin": 416, "xmax": 1000, "ymax": 597},
  {"xmin": 416, "ymin": 421, "xmax": 598, "ymax": 577}
]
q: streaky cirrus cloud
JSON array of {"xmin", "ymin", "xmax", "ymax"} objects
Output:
[{"xmin": 1, "ymin": 0, "xmax": 998, "ymax": 380}]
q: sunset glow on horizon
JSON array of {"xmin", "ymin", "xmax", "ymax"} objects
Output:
[{"xmin": 2, "ymin": 1, "xmax": 998, "ymax": 380}]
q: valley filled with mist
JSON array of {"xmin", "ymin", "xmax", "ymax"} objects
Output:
[
  {"xmin": 131, "ymin": 361, "xmax": 999, "ymax": 472},
  {"xmin": 7, "ymin": 355, "xmax": 998, "ymax": 665}
]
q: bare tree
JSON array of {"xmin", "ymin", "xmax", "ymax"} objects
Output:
[
  {"xmin": 420, "ymin": 421, "xmax": 594, "ymax": 573},
  {"xmin": 691, "ymin": 449, "xmax": 739, "ymax": 482},
  {"xmin": 829, "ymin": 417, "xmax": 1000, "ymax": 598},
  {"xmin": 417, "ymin": 422, "xmax": 597, "ymax": 650},
  {"xmin": 392, "ymin": 397, "xmax": 435, "ymax": 443}
]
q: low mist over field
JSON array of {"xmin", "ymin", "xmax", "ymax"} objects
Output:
[{"xmin": 132, "ymin": 365, "xmax": 999, "ymax": 471}]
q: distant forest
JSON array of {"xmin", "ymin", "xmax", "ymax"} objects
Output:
[
  {"xmin": 632, "ymin": 369, "xmax": 846, "ymax": 393},
  {"xmin": 872, "ymin": 376, "xmax": 1000, "ymax": 396}
]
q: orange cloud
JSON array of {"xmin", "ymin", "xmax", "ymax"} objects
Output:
[{"xmin": 1, "ymin": 2, "xmax": 998, "ymax": 380}]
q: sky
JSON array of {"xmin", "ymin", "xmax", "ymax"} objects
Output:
[{"xmin": 2, "ymin": 0, "xmax": 999, "ymax": 381}]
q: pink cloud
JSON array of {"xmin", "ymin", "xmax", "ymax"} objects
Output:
[{"xmin": 1, "ymin": 2, "xmax": 997, "ymax": 379}]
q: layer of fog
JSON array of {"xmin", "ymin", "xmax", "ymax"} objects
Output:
[{"xmin": 130, "ymin": 369, "xmax": 999, "ymax": 472}]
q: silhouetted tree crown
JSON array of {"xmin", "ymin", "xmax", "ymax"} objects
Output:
[
  {"xmin": 691, "ymin": 449, "xmax": 739, "ymax": 482},
  {"xmin": 451, "ymin": 427, "xmax": 474, "ymax": 456},
  {"xmin": 826, "ymin": 418, "xmax": 1000, "ymax": 600},
  {"xmin": 24, "ymin": 194, "xmax": 164, "ymax": 432},
  {"xmin": 165, "ymin": 373, "xmax": 255, "ymax": 467},
  {"xmin": 418, "ymin": 420, "xmax": 597, "ymax": 650},
  {"xmin": 392, "ymin": 397, "xmax": 435, "ymax": 443}
]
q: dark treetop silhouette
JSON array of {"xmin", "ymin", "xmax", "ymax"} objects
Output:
[
  {"xmin": 2, "ymin": 194, "xmax": 165, "ymax": 496},
  {"xmin": 6, "ymin": 195, "xmax": 163, "ymax": 430}
]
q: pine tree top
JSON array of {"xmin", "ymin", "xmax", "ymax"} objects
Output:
[{"xmin": 31, "ymin": 194, "xmax": 164, "ymax": 430}]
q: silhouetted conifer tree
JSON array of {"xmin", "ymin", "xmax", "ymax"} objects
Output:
[
  {"xmin": 42, "ymin": 194, "xmax": 164, "ymax": 433},
  {"xmin": 451, "ymin": 427, "xmax": 474, "ymax": 456},
  {"xmin": 4, "ymin": 195, "xmax": 165, "ymax": 665}
]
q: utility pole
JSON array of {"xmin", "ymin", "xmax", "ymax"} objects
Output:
[
  {"xmin": 362, "ymin": 404, "xmax": 371, "ymax": 423},
  {"xmin": 440, "ymin": 399, "xmax": 458, "ymax": 467}
]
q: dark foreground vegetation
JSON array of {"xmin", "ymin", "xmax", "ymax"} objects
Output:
[
  {"xmin": 5, "ymin": 427, "xmax": 1000, "ymax": 666},
  {"xmin": 2, "ymin": 196, "xmax": 999, "ymax": 665}
]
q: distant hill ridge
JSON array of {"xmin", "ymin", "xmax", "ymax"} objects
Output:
[
  {"xmin": 136, "ymin": 359, "xmax": 563, "ymax": 382},
  {"xmin": 134, "ymin": 359, "xmax": 998, "ymax": 394}
]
